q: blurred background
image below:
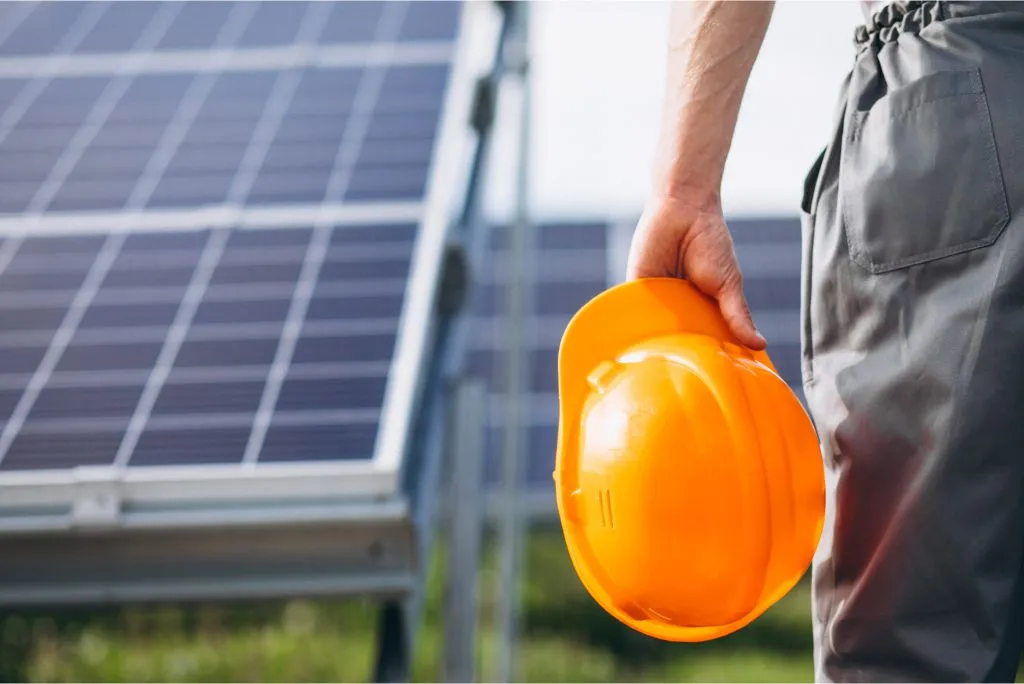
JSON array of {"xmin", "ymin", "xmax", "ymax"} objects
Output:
[{"xmin": 0, "ymin": 1, "xmax": 863, "ymax": 682}]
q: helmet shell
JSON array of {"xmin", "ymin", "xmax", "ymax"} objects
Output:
[{"xmin": 554, "ymin": 278, "xmax": 825, "ymax": 642}]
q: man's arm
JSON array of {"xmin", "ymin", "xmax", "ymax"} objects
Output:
[
  {"xmin": 654, "ymin": 1, "xmax": 774, "ymax": 200},
  {"xmin": 628, "ymin": 1, "xmax": 774, "ymax": 349}
]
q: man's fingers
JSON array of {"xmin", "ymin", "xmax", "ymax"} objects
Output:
[
  {"xmin": 626, "ymin": 208, "xmax": 766, "ymax": 350},
  {"xmin": 719, "ymin": 277, "xmax": 766, "ymax": 350}
]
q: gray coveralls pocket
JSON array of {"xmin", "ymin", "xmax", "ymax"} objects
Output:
[{"xmin": 841, "ymin": 68, "xmax": 1010, "ymax": 274}]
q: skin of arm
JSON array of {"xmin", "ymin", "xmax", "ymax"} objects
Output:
[{"xmin": 627, "ymin": 0, "xmax": 775, "ymax": 350}]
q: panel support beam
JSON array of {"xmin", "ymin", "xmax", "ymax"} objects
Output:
[
  {"xmin": 495, "ymin": 1, "xmax": 533, "ymax": 681},
  {"xmin": 70, "ymin": 466, "xmax": 122, "ymax": 530},
  {"xmin": 442, "ymin": 377, "xmax": 486, "ymax": 682},
  {"xmin": 373, "ymin": 599, "xmax": 412, "ymax": 684}
]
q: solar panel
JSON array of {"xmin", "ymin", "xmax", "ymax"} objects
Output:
[
  {"xmin": 472, "ymin": 218, "xmax": 805, "ymax": 515},
  {"xmin": 0, "ymin": 0, "xmax": 503, "ymax": 546}
]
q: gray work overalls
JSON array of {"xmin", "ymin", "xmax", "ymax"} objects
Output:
[{"xmin": 801, "ymin": 2, "xmax": 1024, "ymax": 681}]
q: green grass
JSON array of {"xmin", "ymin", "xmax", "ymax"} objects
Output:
[{"xmin": 0, "ymin": 525, "xmax": 815, "ymax": 683}]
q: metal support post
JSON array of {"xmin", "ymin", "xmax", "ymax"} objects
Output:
[
  {"xmin": 495, "ymin": 1, "xmax": 533, "ymax": 682},
  {"xmin": 373, "ymin": 600, "xmax": 411, "ymax": 683},
  {"xmin": 442, "ymin": 377, "xmax": 487, "ymax": 682}
]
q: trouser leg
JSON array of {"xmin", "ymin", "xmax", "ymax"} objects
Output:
[{"xmin": 801, "ymin": 3, "xmax": 1024, "ymax": 681}]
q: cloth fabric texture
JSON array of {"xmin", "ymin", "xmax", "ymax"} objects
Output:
[{"xmin": 801, "ymin": 1, "xmax": 1024, "ymax": 681}]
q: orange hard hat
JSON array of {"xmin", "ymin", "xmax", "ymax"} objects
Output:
[{"xmin": 553, "ymin": 277, "xmax": 825, "ymax": 642}]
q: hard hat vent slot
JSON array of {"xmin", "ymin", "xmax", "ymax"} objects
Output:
[
  {"xmin": 598, "ymin": 488, "xmax": 615, "ymax": 529},
  {"xmin": 587, "ymin": 360, "xmax": 619, "ymax": 393}
]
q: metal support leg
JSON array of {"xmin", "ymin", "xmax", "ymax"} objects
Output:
[
  {"xmin": 373, "ymin": 600, "xmax": 410, "ymax": 684},
  {"xmin": 442, "ymin": 378, "xmax": 486, "ymax": 682},
  {"xmin": 496, "ymin": 2, "xmax": 533, "ymax": 682}
]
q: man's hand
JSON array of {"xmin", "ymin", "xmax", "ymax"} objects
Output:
[
  {"xmin": 627, "ymin": 193, "xmax": 765, "ymax": 350},
  {"xmin": 628, "ymin": 0, "xmax": 774, "ymax": 351}
]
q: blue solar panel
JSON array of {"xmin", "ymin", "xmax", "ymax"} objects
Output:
[
  {"xmin": 131, "ymin": 426, "xmax": 253, "ymax": 466},
  {"xmin": 0, "ymin": 41, "xmax": 452, "ymax": 213},
  {"xmin": 0, "ymin": 2, "xmax": 462, "ymax": 57},
  {"xmin": 0, "ymin": 0, "xmax": 467, "ymax": 478},
  {"xmin": 58, "ymin": 340, "xmax": 162, "ymax": 372},
  {"xmin": 0, "ymin": 3, "xmax": 90, "ymax": 56},
  {"xmin": 0, "ymin": 220, "xmax": 418, "ymax": 471},
  {"xmin": 77, "ymin": 3, "xmax": 167, "ymax": 54},
  {"xmin": 260, "ymin": 422, "xmax": 380, "ymax": 463},
  {"xmin": 2, "ymin": 431, "xmax": 126, "ymax": 471},
  {"xmin": 175, "ymin": 337, "xmax": 279, "ymax": 368},
  {"xmin": 156, "ymin": 2, "xmax": 239, "ymax": 51}
]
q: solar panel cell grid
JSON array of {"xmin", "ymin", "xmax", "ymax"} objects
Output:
[
  {"xmin": 89, "ymin": 122, "xmax": 167, "ymax": 149},
  {"xmin": 174, "ymin": 337, "xmax": 280, "ymax": 368},
  {"xmin": 0, "ymin": 57, "xmax": 451, "ymax": 213},
  {"xmin": 291, "ymin": 333, "xmax": 397, "ymax": 364},
  {"xmin": 319, "ymin": 2, "xmax": 386, "ymax": 44},
  {"xmin": 0, "ymin": 2, "xmax": 90, "ymax": 56},
  {"xmin": 0, "ymin": 151, "xmax": 60, "ymax": 182},
  {"xmin": 0, "ymin": 216, "xmax": 419, "ymax": 469},
  {"xmin": 103, "ymin": 264, "xmax": 197, "ymax": 288},
  {"xmin": 276, "ymin": 376, "xmax": 388, "ymax": 412},
  {"xmin": 21, "ymin": 100, "xmax": 102, "ymax": 129},
  {"xmin": 345, "ymin": 167, "xmax": 430, "ymax": 202},
  {"xmin": 0, "ymin": 385, "xmax": 24, "ymax": 421},
  {"xmin": 0, "ymin": 0, "xmax": 467, "ymax": 474},
  {"xmin": 29, "ymin": 384, "xmax": 144, "ymax": 421},
  {"xmin": 83, "ymin": 3, "xmax": 166, "ymax": 54},
  {"xmin": 236, "ymin": 2, "xmax": 310, "ymax": 48},
  {"xmin": 166, "ymin": 144, "xmax": 250, "ymax": 175},
  {"xmin": 0, "ymin": 347, "xmax": 46, "ymax": 376},
  {"xmin": 225, "ymin": 227, "xmax": 313, "ymax": 248},
  {"xmin": 330, "ymin": 223, "xmax": 418, "ymax": 245},
  {"xmin": 122, "ymin": 231, "xmax": 209, "ymax": 252},
  {"xmin": 79, "ymin": 301, "xmax": 180, "ymax": 329},
  {"xmin": 152, "ymin": 380, "xmax": 266, "ymax": 416},
  {"xmin": 193, "ymin": 298, "xmax": 292, "ymax": 325},
  {"xmin": 318, "ymin": 255, "xmax": 413, "ymax": 281},
  {"xmin": 0, "ymin": 431, "xmax": 125, "ymax": 471},
  {"xmin": 156, "ymin": 2, "xmax": 237, "ymax": 51},
  {"xmin": 305, "ymin": 293, "xmax": 404, "ymax": 321},
  {"xmin": 131, "ymin": 426, "xmax": 253, "ymax": 466},
  {"xmin": 106, "ymin": 248, "xmax": 204, "ymax": 271},
  {"xmin": 259, "ymin": 422, "xmax": 379, "ymax": 462},
  {"xmin": 210, "ymin": 260, "xmax": 304, "ymax": 286},
  {"xmin": 0, "ymin": 305, "xmax": 68, "ymax": 333},
  {"xmin": 399, "ymin": 1, "xmax": 462, "ymax": 41},
  {"xmin": 70, "ymin": 147, "xmax": 156, "ymax": 176},
  {"xmin": 57, "ymin": 341, "xmax": 163, "ymax": 372},
  {"xmin": 49, "ymin": 179, "xmax": 134, "ymax": 212},
  {"xmin": 0, "ymin": 268, "xmax": 89, "ymax": 292},
  {"xmin": 261, "ymin": 142, "xmax": 340, "ymax": 173},
  {"xmin": 247, "ymin": 171, "xmax": 330, "ymax": 205},
  {"xmin": 273, "ymin": 114, "xmax": 347, "ymax": 144}
]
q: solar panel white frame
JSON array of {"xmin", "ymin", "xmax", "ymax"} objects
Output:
[{"xmin": 0, "ymin": 1, "xmax": 504, "ymax": 533}]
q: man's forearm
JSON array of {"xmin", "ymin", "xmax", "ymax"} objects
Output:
[{"xmin": 653, "ymin": 1, "xmax": 774, "ymax": 207}]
